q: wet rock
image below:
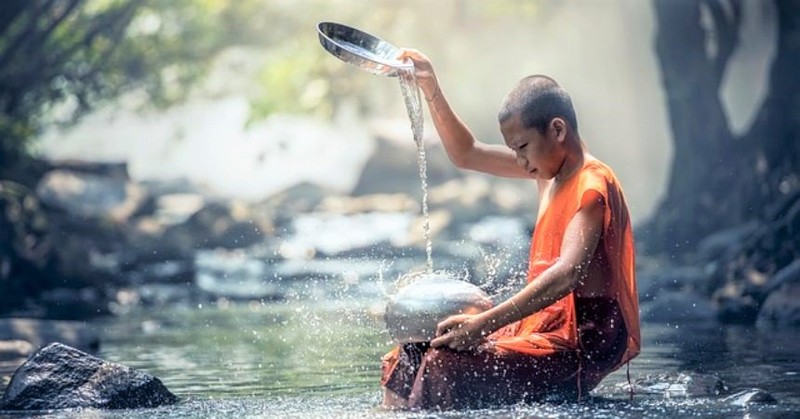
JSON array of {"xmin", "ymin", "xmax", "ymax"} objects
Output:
[
  {"xmin": 757, "ymin": 282, "xmax": 800, "ymax": 328},
  {"xmin": 153, "ymin": 193, "xmax": 205, "ymax": 225},
  {"xmin": 47, "ymin": 160, "xmax": 130, "ymax": 180},
  {"xmin": 352, "ymin": 132, "xmax": 459, "ymax": 197},
  {"xmin": 0, "ymin": 341, "xmax": 34, "ymax": 362},
  {"xmin": 713, "ymin": 288, "xmax": 761, "ymax": 324},
  {"xmin": 0, "ymin": 181, "xmax": 54, "ymax": 314},
  {"xmin": 281, "ymin": 211, "xmax": 414, "ymax": 257},
  {"xmin": 722, "ymin": 388, "xmax": 777, "ymax": 406},
  {"xmin": 260, "ymin": 182, "xmax": 335, "ymax": 223},
  {"xmin": 195, "ymin": 249, "xmax": 283, "ymax": 301},
  {"xmin": 0, "ymin": 318, "xmax": 99, "ymax": 354},
  {"xmin": 37, "ymin": 287, "xmax": 111, "ymax": 320},
  {"xmin": 638, "ymin": 266, "xmax": 711, "ymax": 301},
  {"xmin": 123, "ymin": 218, "xmax": 193, "ymax": 265},
  {"xmin": 0, "ymin": 342, "xmax": 178, "ymax": 410},
  {"xmin": 315, "ymin": 193, "xmax": 417, "ymax": 214},
  {"xmin": 132, "ymin": 283, "xmax": 197, "ymax": 308},
  {"xmin": 125, "ymin": 260, "xmax": 195, "ymax": 285},
  {"xmin": 0, "ymin": 340, "xmax": 35, "ymax": 393},
  {"xmin": 696, "ymin": 222, "xmax": 759, "ymax": 262},
  {"xmin": 620, "ymin": 372, "xmax": 727, "ymax": 397},
  {"xmin": 36, "ymin": 170, "xmax": 146, "ymax": 222},
  {"xmin": 467, "ymin": 215, "xmax": 528, "ymax": 247},
  {"xmin": 163, "ymin": 200, "xmax": 272, "ymax": 251},
  {"xmin": 640, "ymin": 291, "xmax": 716, "ymax": 323},
  {"xmin": 429, "ymin": 176, "xmax": 491, "ymax": 218},
  {"xmin": 401, "ymin": 209, "xmax": 453, "ymax": 247},
  {"xmin": 765, "ymin": 259, "xmax": 800, "ymax": 292}
]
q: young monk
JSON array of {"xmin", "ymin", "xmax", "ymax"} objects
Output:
[{"xmin": 380, "ymin": 49, "xmax": 641, "ymax": 410}]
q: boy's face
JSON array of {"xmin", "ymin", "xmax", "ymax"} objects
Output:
[{"xmin": 500, "ymin": 113, "xmax": 566, "ymax": 180}]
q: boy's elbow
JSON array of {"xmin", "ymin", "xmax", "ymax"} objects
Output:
[
  {"xmin": 448, "ymin": 149, "xmax": 479, "ymax": 170},
  {"xmin": 563, "ymin": 263, "xmax": 586, "ymax": 291},
  {"xmin": 449, "ymin": 154, "xmax": 470, "ymax": 169}
]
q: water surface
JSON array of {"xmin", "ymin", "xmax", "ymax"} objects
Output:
[{"xmin": 61, "ymin": 293, "xmax": 800, "ymax": 418}]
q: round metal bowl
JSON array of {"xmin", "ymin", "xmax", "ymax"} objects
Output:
[
  {"xmin": 317, "ymin": 21, "xmax": 411, "ymax": 77},
  {"xmin": 384, "ymin": 272, "xmax": 493, "ymax": 344}
]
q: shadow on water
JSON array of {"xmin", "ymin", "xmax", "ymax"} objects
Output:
[{"xmin": 7, "ymin": 288, "xmax": 794, "ymax": 418}]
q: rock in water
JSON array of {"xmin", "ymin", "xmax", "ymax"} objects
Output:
[
  {"xmin": 385, "ymin": 272, "xmax": 493, "ymax": 343},
  {"xmin": 0, "ymin": 342, "xmax": 178, "ymax": 410},
  {"xmin": 722, "ymin": 388, "xmax": 778, "ymax": 406}
]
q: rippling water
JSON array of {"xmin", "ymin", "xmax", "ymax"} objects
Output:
[{"xmin": 38, "ymin": 290, "xmax": 791, "ymax": 419}]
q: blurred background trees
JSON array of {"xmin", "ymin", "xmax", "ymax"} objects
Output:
[
  {"xmin": 0, "ymin": 0, "xmax": 474, "ymax": 184},
  {"xmin": 0, "ymin": 0, "xmax": 264, "ymax": 184},
  {"xmin": 646, "ymin": 0, "xmax": 799, "ymax": 255}
]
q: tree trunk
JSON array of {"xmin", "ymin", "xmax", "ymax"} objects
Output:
[
  {"xmin": 742, "ymin": 0, "xmax": 800, "ymax": 218},
  {"xmin": 646, "ymin": 0, "xmax": 799, "ymax": 255}
]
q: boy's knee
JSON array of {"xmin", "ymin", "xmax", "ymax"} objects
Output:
[{"xmin": 422, "ymin": 347, "xmax": 451, "ymax": 366}]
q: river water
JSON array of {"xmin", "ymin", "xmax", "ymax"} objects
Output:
[{"xmin": 15, "ymin": 289, "xmax": 781, "ymax": 419}]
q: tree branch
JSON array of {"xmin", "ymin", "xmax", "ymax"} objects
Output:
[
  {"xmin": 0, "ymin": 0, "xmax": 59, "ymax": 66},
  {"xmin": 0, "ymin": 0, "xmax": 29, "ymax": 38},
  {"xmin": 38, "ymin": 0, "xmax": 83, "ymax": 48},
  {"xmin": 703, "ymin": 0, "xmax": 742, "ymax": 88},
  {"xmin": 49, "ymin": 1, "xmax": 142, "ymax": 70}
]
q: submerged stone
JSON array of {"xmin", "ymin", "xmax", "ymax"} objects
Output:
[
  {"xmin": 722, "ymin": 388, "xmax": 777, "ymax": 406},
  {"xmin": 619, "ymin": 372, "xmax": 728, "ymax": 397},
  {"xmin": 1, "ymin": 342, "xmax": 177, "ymax": 410}
]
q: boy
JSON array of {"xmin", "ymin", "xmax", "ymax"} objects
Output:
[{"xmin": 380, "ymin": 49, "xmax": 641, "ymax": 410}]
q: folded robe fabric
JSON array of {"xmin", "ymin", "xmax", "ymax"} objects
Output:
[{"xmin": 381, "ymin": 159, "xmax": 641, "ymax": 408}]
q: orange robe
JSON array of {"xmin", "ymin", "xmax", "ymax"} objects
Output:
[
  {"xmin": 492, "ymin": 159, "xmax": 640, "ymax": 367},
  {"xmin": 381, "ymin": 159, "xmax": 640, "ymax": 408}
]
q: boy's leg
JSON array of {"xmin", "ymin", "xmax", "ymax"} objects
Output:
[
  {"xmin": 380, "ymin": 342, "xmax": 430, "ymax": 408},
  {"xmin": 408, "ymin": 346, "xmax": 579, "ymax": 410},
  {"xmin": 381, "ymin": 388, "xmax": 408, "ymax": 409}
]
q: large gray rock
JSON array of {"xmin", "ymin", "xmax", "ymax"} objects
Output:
[
  {"xmin": 722, "ymin": 388, "xmax": 777, "ymax": 406},
  {"xmin": 614, "ymin": 372, "xmax": 727, "ymax": 397},
  {"xmin": 1, "ymin": 342, "xmax": 177, "ymax": 410},
  {"xmin": 0, "ymin": 341, "xmax": 34, "ymax": 362},
  {"xmin": 36, "ymin": 170, "xmax": 146, "ymax": 222},
  {"xmin": 351, "ymin": 133, "xmax": 459, "ymax": 197},
  {"xmin": 0, "ymin": 318, "xmax": 99, "ymax": 353},
  {"xmin": 757, "ymin": 282, "xmax": 800, "ymax": 328},
  {"xmin": 640, "ymin": 291, "xmax": 716, "ymax": 323}
]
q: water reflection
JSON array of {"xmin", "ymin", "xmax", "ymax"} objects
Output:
[{"xmin": 79, "ymin": 292, "xmax": 800, "ymax": 418}]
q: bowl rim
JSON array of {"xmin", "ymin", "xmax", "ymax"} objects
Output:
[{"xmin": 316, "ymin": 21, "xmax": 411, "ymax": 76}]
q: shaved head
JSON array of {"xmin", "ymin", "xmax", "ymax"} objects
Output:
[{"xmin": 498, "ymin": 75, "xmax": 578, "ymax": 135}]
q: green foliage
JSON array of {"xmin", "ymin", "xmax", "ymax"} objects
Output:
[
  {"xmin": 0, "ymin": 0, "xmax": 548, "ymax": 176},
  {"xmin": 0, "ymin": 0, "xmax": 264, "ymax": 177},
  {"xmin": 250, "ymin": 41, "xmax": 333, "ymax": 120}
]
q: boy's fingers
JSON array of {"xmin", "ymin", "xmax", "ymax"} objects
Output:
[{"xmin": 435, "ymin": 317, "xmax": 459, "ymax": 337}]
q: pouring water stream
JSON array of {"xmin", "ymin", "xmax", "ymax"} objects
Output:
[{"xmin": 396, "ymin": 65, "xmax": 433, "ymax": 273}]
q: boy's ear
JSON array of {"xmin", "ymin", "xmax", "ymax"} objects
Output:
[{"xmin": 551, "ymin": 118, "xmax": 566, "ymax": 139}]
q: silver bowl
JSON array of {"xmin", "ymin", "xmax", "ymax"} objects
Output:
[
  {"xmin": 317, "ymin": 21, "xmax": 411, "ymax": 77},
  {"xmin": 384, "ymin": 272, "xmax": 493, "ymax": 344}
]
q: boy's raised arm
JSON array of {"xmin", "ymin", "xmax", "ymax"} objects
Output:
[{"xmin": 398, "ymin": 49, "xmax": 529, "ymax": 179}]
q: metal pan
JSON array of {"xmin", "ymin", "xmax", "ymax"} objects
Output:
[
  {"xmin": 384, "ymin": 272, "xmax": 493, "ymax": 344},
  {"xmin": 317, "ymin": 21, "xmax": 411, "ymax": 77}
]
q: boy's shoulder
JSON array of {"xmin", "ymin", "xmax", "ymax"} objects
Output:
[{"xmin": 580, "ymin": 158, "xmax": 618, "ymax": 182}]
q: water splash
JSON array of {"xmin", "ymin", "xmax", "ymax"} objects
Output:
[{"xmin": 396, "ymin": 66, "xmax": 433, "ymax": 273}]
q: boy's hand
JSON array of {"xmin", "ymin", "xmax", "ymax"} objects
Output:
[
  {"xmin": 397, "ymin": 48, "xmax": 440, "ymax": 101},
  {"xmin": 430, "ymin": 313, "xmax": 487, "ymax": 351}
]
